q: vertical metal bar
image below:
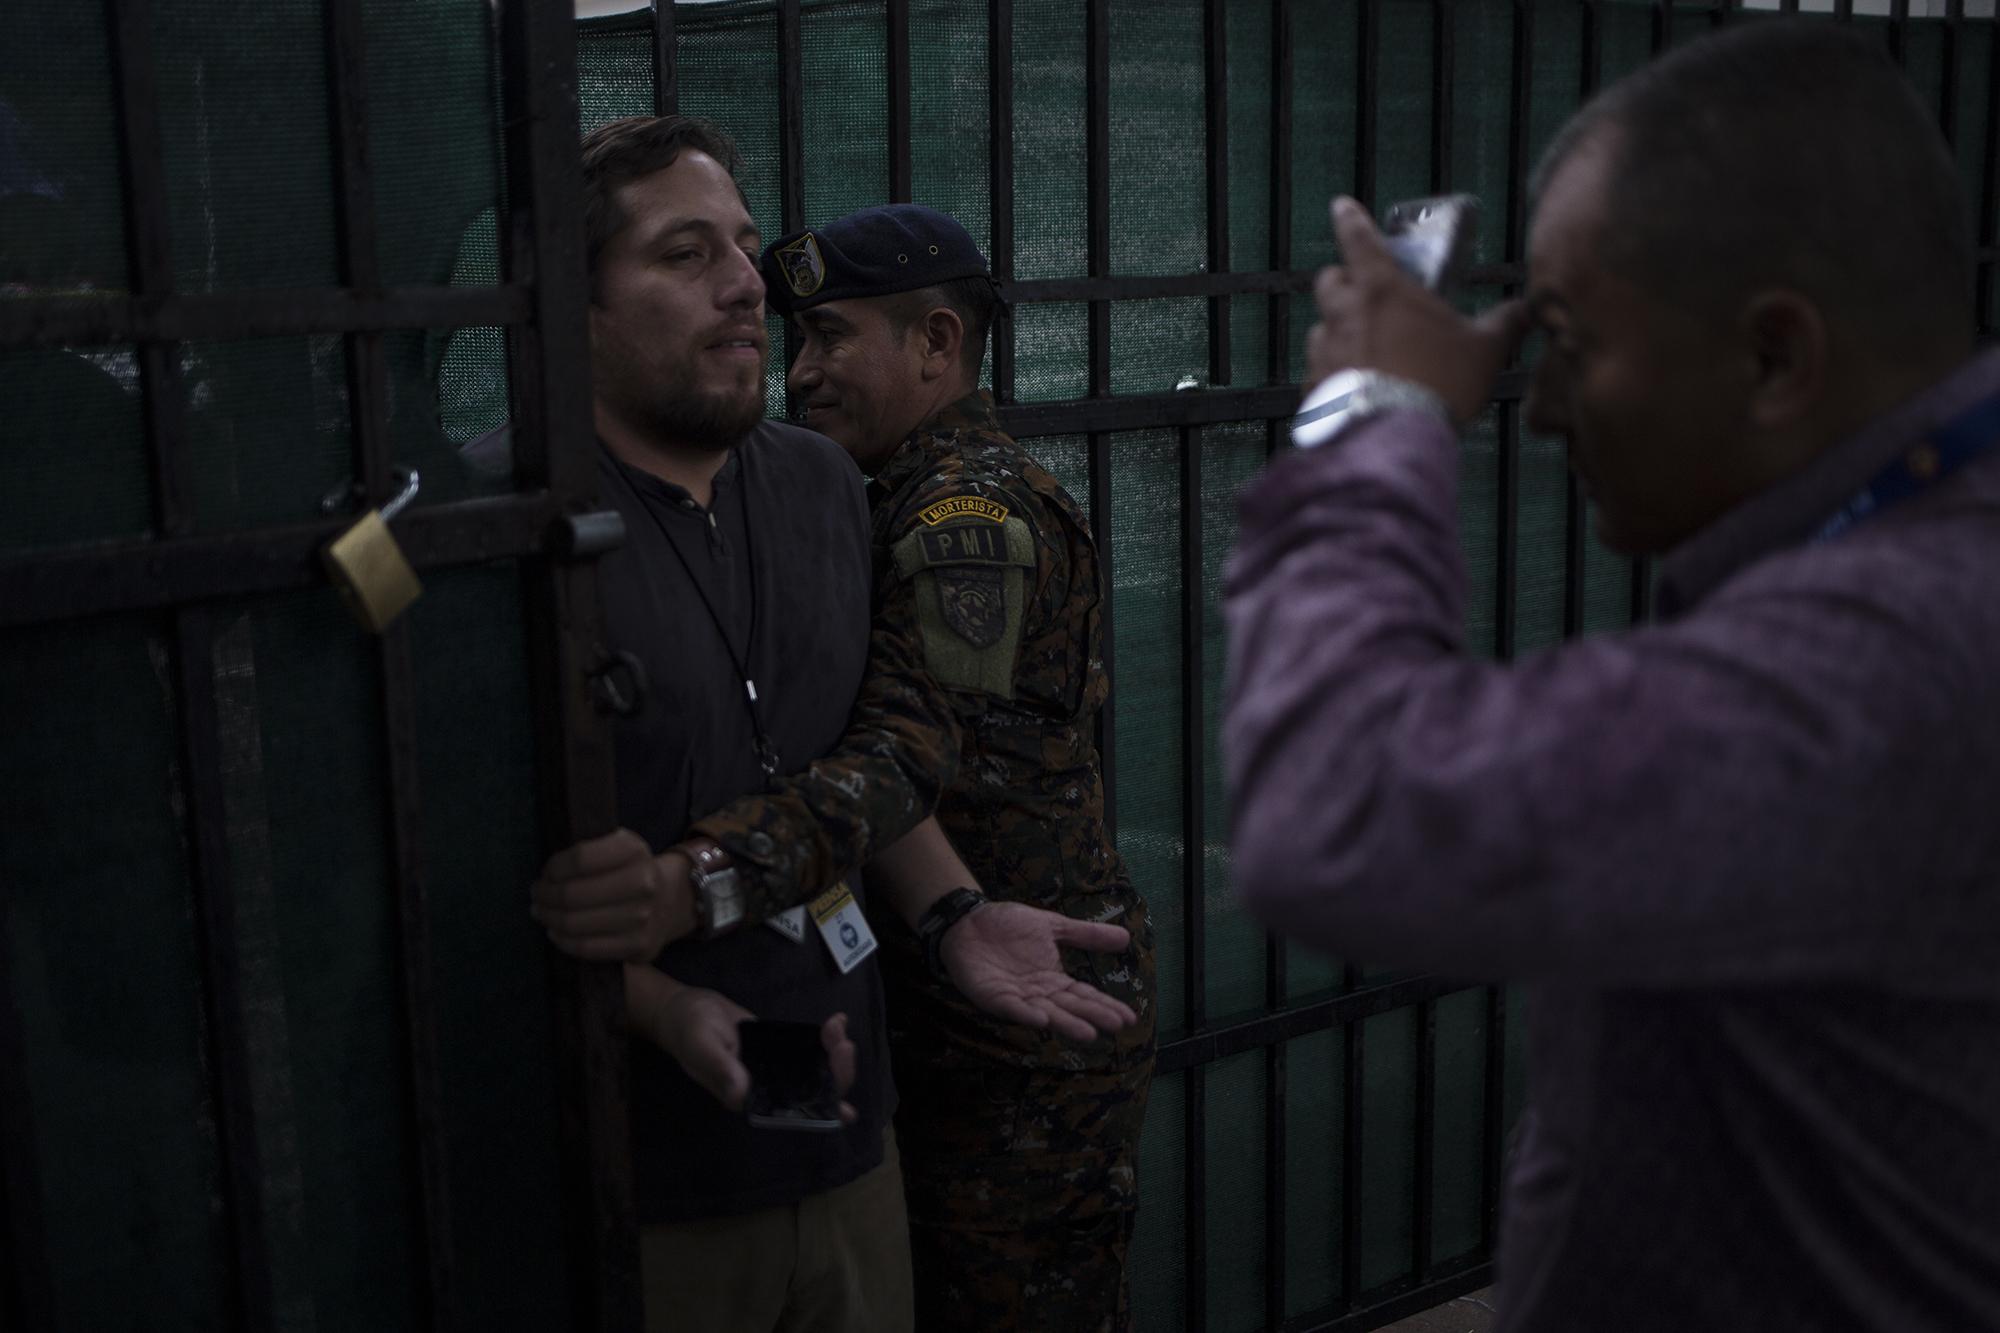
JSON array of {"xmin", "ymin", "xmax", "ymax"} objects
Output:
[
  {"xmin": 1478, "ymin": 987, "xmax": 1508, "ymax": 1251},
  {"xmin": 651, "ymin": 0, "xmax": 678, "ymax": 117},
  {"xmin": 888, "ymin": 0, "xmax": 912, "ymax": 203},
  {"xmin": 0, "ymin": 892, "xmax": 52, "ymax": 1332},
  {"xmin": 1178, "ymin": 424, "xmax": 1208, "ymax": 1332},
  {"xmin": 1267, "ymin": 0, "xmax": 1294, "ymax": 388},
  {"xmin": 1835, "ymin": 0, "xmax": 1854, "ymax": 22},
  {"xmin": 1654, "ymin": 0, "xmax": 1676, "ymax": 51},
  {"xmin": 496, "ymin": 3, "xmax": 639, "ymax": 1330},
  {"xmin": 1431, "ymin": 0, "xmax": 1456, "ymax": 193},
  {"xmin": 1205, "ymin": 0, "xmax": 1231, "ymax": 388},
  {"xmin": 1980, "ymin": 15, "xmax": 2000, "ymax": 339},
  {"xmin": 1086, "ymin": 0, "xmax": 1116, "ymax": 836},
  {"xmin": 1564, "ymin": 0, "xmax": 1599, "ymax": 642},
  {"xmin": 107, "ymin": 3, "xmax": 276, "ymax": 1329},
  {"xmin": 323, "ymin": 2, "xmax": 453, "ymax": 1325},
  {"xmin": 1263, "ymin": 10, "xmax": 1294, "ymax": 1300},
  {"xmin": 1411, "ymin": 1001, "xmax": 1437, "ymax": 1280},
  {"xmin": 1497, "ymin": 0, "xmax": 1533, "ymax": 662},
  {"xmin": 1263, "ymin": 938, "xmax": 1288, "ymax": 1327},
  {"xmin": 1339, "ymin": 972, "xmax": 1366, "ymax": 1312},
  {"xmin": 1357, "ymin": 0, "xmax": 1381, "ymax": 208},
  {"xmin": 988, "ymin": 0, "xmax": 1017, "ymax": 401},
  {"xmin": 1889, "ymin": 0, "xmax": 1909, "ymax": 65},
  {"xmin": 778, "ymin": 0, "xmax": 807, "ymax": 391},
  {"xmin": 1939, "ymin": 0, "xmax": 1962, "ymax": 150}
]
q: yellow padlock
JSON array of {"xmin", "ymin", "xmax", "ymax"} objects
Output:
[{"xmin": 322, "ymin": 470, "xmax": 423, "ymax": 633}]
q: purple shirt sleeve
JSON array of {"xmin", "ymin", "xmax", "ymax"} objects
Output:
[{"xmin": 1222, "ymin": 410, "xmax": 1995, "ymax": 990}]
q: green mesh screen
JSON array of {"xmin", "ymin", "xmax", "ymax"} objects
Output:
[{"xmin": 563, "ymin": 2, "xmax": 1996, "ymax": 1327}]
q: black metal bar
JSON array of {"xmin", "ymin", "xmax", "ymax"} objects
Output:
[
  {"xmin": 1264, "ymin": 937, "xmax": 1289, "ymax": 1328},
  {"xmin": 0, "ymin": 493, "xmax": 567, "ymax": 630},
  {"xmin": 1479, "ymin": 987, "xmax": 1508, "ymax": 1252},
  {"xmin": 1939, "ymin": 0, "xmax": 1962, "ymax": 150},
  {"xmin": 1357, "ymin": 0, "xmax": 1380, "ymax": 208},
  {"xmin": 0, "ymin": 890, "xmax": 52, "ymax": 1332},
  {"xmin": 323, "ymin": 4, "xmax": 454, "ymax": 1325},
  {"xmin": 1981, "ymin": 15, "xmax": 2000, "ymax": 338},
  {"xmin": 107, "ymin": 2, "xmax": 277, "ymax": 1327},
  {"xmin": 777, "ymin": 0, "xmax": 805, "ymax": 387},
  {"xmin": 1283, "ymin": 1259, "xmax": 1495, "ymax": 1333},
  {"xmin": 1835, "ymin": 0, "xmax": 1854, "ymax": 22},
  {"xmin": 1000, "ymin": 258, "xmax": 1532, "ymax": 305},
  {"xmin": 1497, "ymin": 0, "xmax": 1533, "ymax": 662},
  {"xmin": 778, "ymin": 0, "xmax": 806, "ymax": 235},
  {"xmin": 496, "ymin": 4, "xmax": 639, "ymax": 1330},
  {"xmin": 1158, "ymin": 974, "xmax": 1480, "ymax": 1074},
  {"xmin": 1088, "ymin": 425, "xmax": 1117, "ymax": 843},
  {"xmin": 1888, "ymin": 0, "xmax": 1909, "ymax": 67},
  {"xmin": 1205, "ymin": 0, "xmax": 1230, "ymax": 388},
  {"xmin": 1655, "ymin": 0, "xmax": 1677, "ymax": 50},
  {"xmin": 1086, "ymin": 0, "xmax": 1111, "ymax": 399},
  {"xmin": 176, "ymin": 609, "xmax": 277, "ymax": 1333},
  {"xmin": 1000, "ymin": 373, "xmax": 1533, "ymax": 439},
  {"xmin": 888, "ymin": 0, "xmax": 912, "ymax": 203},
  {"xmin": 0, "ymin": 285, "xmax": 533, "ymax": 351},
  {"xmin": 1339, "ymin": 968, "xmax": 1365, "ymax": 1312},
  {"xmin": 1085, "ymin": 0, "xmax": 1116, "ymax": 837},
  {"xmin": 1431, "ymin": 0, "xmax": 1455, "ymax": 193},
  {"xmin": 1411, "ymin": 1000, "xmax": 1437, "ymax": 1280},
  {"xmin": 651, "ymin": 0, "xmax": 677, "ymax": 116},
  {"xmin": 1269, "ymin": 0, "xmax": 1294, "ymax": 387},
  {"xmin": 988, "ymin": 0, "xmax": 1017, "ymax": 401},
  {"xmin": 1179, "ymin": 423, "xmax": 1208, "ymax": 1330},
  {"xmin": 1564, "ymin": 1, "xmax": 1600, "ymax": 642}
]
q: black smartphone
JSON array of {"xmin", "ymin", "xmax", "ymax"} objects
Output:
[
  {"xmin": 1378, "ymin": 194, "xmax": 1479, "ymax": 293},
  {"xmin": 739, "ymin": 1019, "xmax": 844, "ymax": 1132}
]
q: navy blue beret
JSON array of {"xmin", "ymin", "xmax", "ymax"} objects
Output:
[{"xmin": 762, "ymin": 204, "xmax": 992, "ymax": 316}]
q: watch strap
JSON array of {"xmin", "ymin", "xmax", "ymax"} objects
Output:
[
  {"xmin": 678, "ymin": 837, "xmax": 744, "ymax": 939},
  {"xmin": 1292, "ymin": 369, "xmax": 1451, "ymax": 449},
  {"xmin": 916, "ymin": 886, "xmax": 988, "ymax": 980}
]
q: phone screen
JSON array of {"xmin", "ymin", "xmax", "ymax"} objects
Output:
[
  {"xmin": 1378, "ymin": 194, "xmax": 1478, "ymax": 292},
  {"xmin": 739, "ymin": 1019, "xmax": 844, "ymax": 1133}
]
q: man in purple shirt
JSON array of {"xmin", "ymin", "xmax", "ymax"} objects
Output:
[{"xmin": 1224, "ymin": 21, "xmax": 2000, "ymax": 1333}]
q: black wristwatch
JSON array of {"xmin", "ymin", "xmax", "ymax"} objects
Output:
[
  {"xmin": 916, "ymin": 886, "xmax": 988, "ymax": 980},
  {"xmin": 679, "ymin": 837, "xmax": 744, "ymax": 939}
]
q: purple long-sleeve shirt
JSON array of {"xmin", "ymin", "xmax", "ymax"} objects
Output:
[{"xmin": 1223, "ymin": 351, "xmax": 2000, "ymax": 1332}]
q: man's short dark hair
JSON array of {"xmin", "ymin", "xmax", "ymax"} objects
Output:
[
  {"xmin": 1533, "ymin": 19, "xmax": 1973, "ymax": 360},
  {"xmin": 580, "ymin": 115, "xmax": 744, "ymax": 294},
  {"xmin": 885, "ymin": 276, "xmax": 999, "ymax": 379}
]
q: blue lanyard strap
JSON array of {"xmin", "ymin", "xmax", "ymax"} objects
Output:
[{"xmin": 1814, "ymin": 389, "xmax": 2000, "ymax": 542}]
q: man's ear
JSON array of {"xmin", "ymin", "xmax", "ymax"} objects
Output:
[
  {"xmin": 1742, "ymin": 290, "xmax": 1828, "ymax": 431},
  {"xmin": 917, "ymin": 305, "xmax": 965, "ymax": 382}
]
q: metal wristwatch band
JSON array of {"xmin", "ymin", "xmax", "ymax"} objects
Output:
[
  {"xmin": 679, "ymin": 836, "xmax": 744, "ymax": 939},
  {"xmin": 1291, "ymin": 368, "xmax": 1452, "ymax": 450},
  {"xmin": 917, "ymin": 886, "xmax": 988, "ymax": 980}
]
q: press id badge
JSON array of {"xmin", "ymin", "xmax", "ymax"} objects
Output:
[
  {"xmin": 766, "ymin": 906, "xmax": 808, "ymax": 944},
  {"xmin": 809, "ymin": 884, "xmax": 877, "ymax": 974}
]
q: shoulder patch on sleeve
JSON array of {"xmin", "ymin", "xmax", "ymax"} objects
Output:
[
  {"xmin": 918, "ymin": 495, "xmax": 1008, "ymax": 526},
  {"xmin": 892, "ymin": 515, "xmax": 1035, "ymax": 576},
  {"xmin": 892, "ymin": 516, "xmax": 1036, "ymax": 700}
]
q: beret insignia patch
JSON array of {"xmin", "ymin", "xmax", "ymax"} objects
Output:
[
  {"xmin": 919, "ymin": 495, "xmax": 1008, "ymax": 526},
  {"xmin": 776, "ymin": 233, "xmax": 826, "ymax": 298}
]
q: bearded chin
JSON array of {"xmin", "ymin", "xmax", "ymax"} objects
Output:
[{"xmin": 643, "ymin": 378, "xmax": 768, "ymax": 454}]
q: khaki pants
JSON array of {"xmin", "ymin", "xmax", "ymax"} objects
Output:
[{"xmin": 640, "ymin": 1132, "xmax": 913, "ymax": 1333}]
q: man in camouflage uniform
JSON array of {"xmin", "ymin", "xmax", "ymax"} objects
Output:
[{"xmin": 741, "ymin": 204, "xmax": 1156, "ymax": 1331}]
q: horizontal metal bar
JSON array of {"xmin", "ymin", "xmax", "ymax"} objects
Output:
[
  {"xmin": 1157, "ymin": 973, "xmax": 1479, "ymax": 1074},
  {"xmin": 1284, "ymin": 1259, "xmax": 1495, "ymax": 1333},
  {"xmin": 0, "ymin": 492, "xmax": 566, "ymax": 629},
  {"xmin": 999, "ymin": 369, "xmax": 1531, "ymax": 438},
  {"xmin": 0, "ymin": 286, "xmax": 533, "ymax": 349},
  {"xmin": 1003, "ymin": 262, "xmax": 1522, "ymax": 305}
]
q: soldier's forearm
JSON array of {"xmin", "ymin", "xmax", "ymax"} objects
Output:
[{"xmin": 867, "ymin": 815, "xmax": 985, "ymax": 928}]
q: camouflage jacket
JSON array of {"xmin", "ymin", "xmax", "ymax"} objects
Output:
[{"xmin": 694, "ymin": 391, "xmax": 1154, "ymax": 1070}]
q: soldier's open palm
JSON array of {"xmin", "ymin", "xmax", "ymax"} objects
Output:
[{"xmin": 941, "ymin": 902, "xmax": 1139, "ymax": 1043}]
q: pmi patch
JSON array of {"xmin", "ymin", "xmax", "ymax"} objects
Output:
[{"xmin": 919, "ymin": 495, "xmax": 1008, "ymax": 527}]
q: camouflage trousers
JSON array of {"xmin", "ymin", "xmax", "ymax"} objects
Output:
[{"xmin": 892, "ymin": 1053, "xmax": 1155, "ymax": 1333}]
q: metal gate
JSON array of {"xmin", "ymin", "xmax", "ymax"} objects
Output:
[{"xmin": 2, "ymin": 3, "xmax": 636, "ymax": 1329}]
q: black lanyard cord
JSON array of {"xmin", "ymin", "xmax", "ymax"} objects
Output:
[{"xmin": 637, "ymin": 446, "xmax": 782, "ymax": 788}]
